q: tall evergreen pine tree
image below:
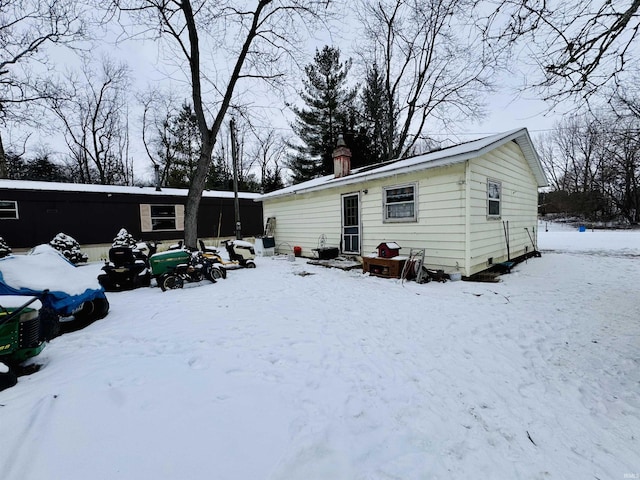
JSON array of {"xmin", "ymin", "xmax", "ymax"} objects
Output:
[
  {"xmin": 288, "ymin": 46, "xmax": 357, "ymax": 183},
  {"xmin": 162, "ymin": 102, "xmax": 202, "ymax": 188},
  {"xmin": 361, "ymin": 63, "xmax": 396, "ymax": 164}
]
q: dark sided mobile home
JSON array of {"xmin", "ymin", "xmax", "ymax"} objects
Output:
[{"xmin": 0, "ymin": 180, "xmax": 263, "ymax": 249}]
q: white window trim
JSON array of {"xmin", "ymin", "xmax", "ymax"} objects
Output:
[
  {"xmin": 383, "ymin": 182, "xmax": 418, "ymax": 223},
  {"xmin": 487, "ymin": 179, "xmax": 501, "ymax": 219},
  {"xmin": 0, "ymin": 200, "xmax": 18, "ymax": 220},
  {"xmin": 140, "ymin": 204, "xmax": 185, "ymax": 232}
]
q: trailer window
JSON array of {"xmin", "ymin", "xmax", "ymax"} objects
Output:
[
  {"xmin": 487, "ymin": 180, "xmax": 501, "ymax": 218},
  {"xmin": 151, "ymin": 205, "xmax": 177, "ymax": 230},
  {"xmin": 383, "ymin": 183, "xmax": 417, "ymax": 222},
  {"xmin": 140, "ymin": 204, "xmax": 184, "ymax": 232},
  {"xmin": 0, "ymin": 201, "xmax": 18, "ymax": 219}
]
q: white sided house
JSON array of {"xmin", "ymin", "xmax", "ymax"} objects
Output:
[{"xmin": 259, "ymin": 128, "xmax": 548, "ymax": 278}]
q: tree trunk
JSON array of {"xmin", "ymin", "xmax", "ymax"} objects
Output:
[
  {"xmin": 184, "ymin": 133, "xmax": 215, "ymax": 249},
  {"xmin": 181, "ymin": 0, "xmax": 269, "ymax": 248}
]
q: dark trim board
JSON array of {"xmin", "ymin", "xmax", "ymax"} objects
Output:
[{"xmin": 0, "ymin": 184, "xmax": 263, "ymax": 248}]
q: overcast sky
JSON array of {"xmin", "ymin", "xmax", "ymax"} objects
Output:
[{"xmin": 12, "ymin": 2, "xmax": 574, "ymax": 184}]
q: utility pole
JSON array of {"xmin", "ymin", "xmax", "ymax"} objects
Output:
[{"xmin": 230, "ymin": 118, "xmax": 242, "ymax": 240}]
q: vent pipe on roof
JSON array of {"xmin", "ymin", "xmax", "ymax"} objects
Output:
[
  {"xmin": 332, "ymin": 135, "xmax": 351, "ymax": 178},
  {"xmin": 154, "ymin": 164, "xmax": 161, "ymax": 191}
]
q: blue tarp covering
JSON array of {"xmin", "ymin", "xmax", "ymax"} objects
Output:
[
  {"xmin": 0, "ymin": 275, "xmax": 105, "ymax": 316},
  {"xmin": 0, "ymin": 252, "xmax": 106, "ymax": 316}
]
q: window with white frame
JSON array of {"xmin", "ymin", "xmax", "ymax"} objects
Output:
[
  {"xmin": 0, "ymin": 201, "xmax": 18, "ymax": 219},
  {"xmin": 140, "ymin": 204, "xmax": 184, "ymax": 232},
  {"xmin": 487, "ymin": 179, "xmax": 501, "ymax": 218},
  {"xmin": 383, "ymin": 183, "xmax": 417, "ymax": 222}
]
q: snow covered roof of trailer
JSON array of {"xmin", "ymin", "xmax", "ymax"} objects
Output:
[
  {"xmin": 259, "ymin": 128, "xmax": 547, "ymax": 201},
  {"xmin": 0, "ymin": 180, "xmax": 261, "ymax": 199}
]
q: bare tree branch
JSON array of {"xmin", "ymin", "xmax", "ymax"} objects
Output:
[
  {"xmin": 0, "ymin": 0, "xmax": 86, "ymax": 177},
  {"xmin": 357, "ymin": 0, "xmax": 496, "ymax": 159},
  {"xmin": 482, "ymin": 0, "xmax": 640, "ymax": 103},
  {"xmin": 47, "ymin": 56, "xmax": 132, "ymax": 184},
  {"xmin": 109, "ymin": 0, "xmax": 334, "ymax": 247}
]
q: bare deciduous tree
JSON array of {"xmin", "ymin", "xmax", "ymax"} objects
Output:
[
  {"xmin": 553, "ymin": 116, "xmax": 606, "ymax": 194},
  {"xmin": 604, "ymin": 120, "xmax": 640, "ymax": 223},
  {"xmin": 48, "ymin": 56, "xmax": 133, "ymax": 184},
  {"xmin": 0, "ymin": 0, "xmax": 85, "ymax": 177},
  {"xmin": 109, "ymin": 0, "xmax": 333, "ymax": 248},
  {"xmin": 536, "ymin": 131, "xmax": 569, "ymax": 192},
  {"xmin": 539, "ymin": 112, "xmax": 640, "ymax": 223},
  {"xmin": 140, "ymin": 89, "xmax": 178, "ymax": 187},
  {"xmin": 609, "ymin": 80, "xmax": 640, "ymax": 120},
  {"xmin": 249, "ymin": 128, "xmax": 286, "ymax": 192},
  {"xmin": 357, "ymin": 0, "xmax": 496, "ymax": 159},
  {"xmin": 482, "ymin": 0, "xmax": 640, "ymax": 102},
  {"xmin": 212, "ymin": 116, "xmax": 262, "ymax": 191}
]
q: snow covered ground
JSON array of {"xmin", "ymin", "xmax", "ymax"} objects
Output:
[{"xmin": 1, "ymin": 221, "xmax": 639, "ymax": 479}]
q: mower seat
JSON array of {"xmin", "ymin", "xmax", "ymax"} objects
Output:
[
  {"xmin": 109, "ymin": 247, "xmax": 137, "ymax": 267},
  {"xmin": 199, "ymin": 240, "xmax": 219, "ymax": 254}
]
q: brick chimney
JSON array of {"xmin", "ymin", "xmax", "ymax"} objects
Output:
[{"xmin": 332, "ymin": 135, "xmax": 351, "ymax": 178}]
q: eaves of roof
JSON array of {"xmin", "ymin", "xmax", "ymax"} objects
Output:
[
  {"xmin": 0, "ymin": 179, "xmax": 261, "ymax": 200},
  {"xmin": 258, "ymin": 127, "xmax": 548, "ymax": 202}
]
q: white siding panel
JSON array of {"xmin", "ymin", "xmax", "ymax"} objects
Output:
[
  {"xmin": 264, "ymin": 163, "xmax": 468, "ymax": 270},
  {"xmin": 265, "ymin": 146, "xmax": 538, "ymax": 277},
  {"xmin": 263, "ymin": 191, "xmax": 343, "ymax": 256},
  {"xmin": 468, "ymin": 141, "xmax": 539, "ymax": 275},
  {"xmin": 357, "ymin": 164, "xmax": 466, "ymax": 270}
]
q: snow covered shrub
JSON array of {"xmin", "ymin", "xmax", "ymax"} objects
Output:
[
  {"xmin": 0, "ymin": 237, "xmax": 11, "ymax": 258},
  {"xmin": 49, "ymin": 233, "xmax": 88, "ymax": 264},
  {"xmin": 112, "ymin": 228, "xmax": 138, "ymax": 248}
]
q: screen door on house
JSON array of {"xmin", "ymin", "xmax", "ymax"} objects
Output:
[{"xmin": 342, "ymin": 193, "xmax": 360, "ymax": 254}]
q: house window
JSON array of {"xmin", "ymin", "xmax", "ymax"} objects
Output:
[
  {"xmin": 487, "ymin": 180, "xmax": 501, "ymax": 218},
  {"xmin": 151, "ymin": 205, "xmax": 177, "ymax": 230},
  {"xmin": 140, "ymin": 204, "xmax": 185, "ymax": 232},
  {"xmin": 0, "ymin": 201, "xmax": 18, "ymax": 219},
  {"xmin": 383, "ymin": 183, "xmax": 417, "ymax": 222}
]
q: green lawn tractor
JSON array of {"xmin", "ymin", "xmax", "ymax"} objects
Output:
[
  {"xmin": 149, "ymin": 247, "xmax": 225, "ymax": 291},
  {"xmin": 0, "ymin": 295, "xmax": 51, "ymax": 391}
]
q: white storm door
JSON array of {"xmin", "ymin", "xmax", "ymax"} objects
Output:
[{"xmin": 341, "ymin": 193, "xmax": 360, "ymax": 254}]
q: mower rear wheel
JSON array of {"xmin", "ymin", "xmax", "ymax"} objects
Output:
[
  {"xmin": 91, "ymin": 298, "xmax": 110, "ymax": 320},
  {"xmin": 210, "ymin": 266, "xmax": 226, "ymax": 280},
  {"xmin": 246, "ymin": 261, "xmax": 256, "ymax": 268},
  {"xmin": 60, "ymin": 297, "xmax": 110, "ymax": 335},
  {"xmin": 160, "ymin": 274, "xmax": 184, "ymax": 291},
  {"xmin": 72, "ymin": 297, "xmax": 109, "ymax": 321}
]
